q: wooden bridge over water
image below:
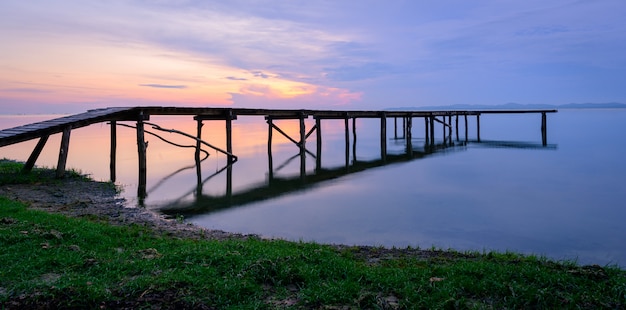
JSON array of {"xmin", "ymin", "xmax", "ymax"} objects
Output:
[{"xmin": 0, "ymin": 106, "xmax": 556, "ymax": 201}]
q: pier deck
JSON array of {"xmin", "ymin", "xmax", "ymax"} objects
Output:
[{"xmin": 0, "ymin": 106, "xmax": 556, "ymax": 199}]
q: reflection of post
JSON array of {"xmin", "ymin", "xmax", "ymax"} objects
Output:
[
  {"xmin": 541, "ymin": 112, "xmax": 547, "ymax": 146},
  {"xmin": 299, "ymin": 114, "xmax": 306, "ymax": 180},
  {"xmin": 406, "ymin": 117, "xmax": 413, "ymax": 155},
  {"xmin": 136, "ymin": 115, "xmax": 147, "ymax": 201},
  {"xmin": 195, "ymin": 119, "xmax": 203, "ymax": 195},
  {"xmin": 315, "ymin": 117, "xmax": 322, "ymax": 171},
  {"xmin": 476, "ymin": 114, "xmax": 481, "ymax": 142},
  {"xmin": 56, "ymin": 126, "xmax": 72, "ymax": 178},
  {"xmin": 344, "ymin": 117, "xmax": 349, "ymax": 168},
  {"xmin": 380, "ymin": 113, "xmax": 387, "ymax": 162},
  {"xmin": 267, "ymin": 117, "xmax": 274, "ymax": 181},
  {"xmin": 110, "ymin": 121, "xmax": 117, "ymax": 182}
]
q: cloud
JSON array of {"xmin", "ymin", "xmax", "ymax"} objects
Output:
[
  {"xmin": 139, "ymin": 84, "xmax": 187, "ymax": 89},
  {"xmin": 226, "ymin": 76, "xmax": 247, "ymax": 81}
]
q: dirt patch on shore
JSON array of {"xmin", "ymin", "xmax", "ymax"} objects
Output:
[{"xmin": 0, "ymin": 178, "xmax": 247, "ymax": 241}]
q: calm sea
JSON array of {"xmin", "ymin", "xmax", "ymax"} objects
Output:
[{"xmin": 1, "ymin": 109, "xmax": 625, "ymax": 266}]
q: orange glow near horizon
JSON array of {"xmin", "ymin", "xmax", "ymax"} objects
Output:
[{"xmin": 0, "ymin": 35, "xmax": 361, "ymax": 109}]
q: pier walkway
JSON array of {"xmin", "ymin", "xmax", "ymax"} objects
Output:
[{"xmin": 0, "ymin": 106, "xmax": 556, "ymax": 199}]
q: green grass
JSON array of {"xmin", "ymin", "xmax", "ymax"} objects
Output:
[
  {"xmin": 1, "ymin": 160, "xmax": 625, "ymax": 308},
  {"xmin": 0, "ymin": 158, "xmax": 88, "ymax": 185}
]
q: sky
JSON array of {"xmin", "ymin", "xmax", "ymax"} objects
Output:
[{"xmin": 1, "ymin": 0, "xmax": 625, "ymax": 114}]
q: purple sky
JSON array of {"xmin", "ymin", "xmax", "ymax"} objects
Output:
[{"xmin": 1, "ymin": 1, "xmax": 625, "ymax": 113}]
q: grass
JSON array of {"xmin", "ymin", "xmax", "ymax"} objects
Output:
[{"xmin": 1, "ymin": 160, "xmax": 625, "ymax": 308}]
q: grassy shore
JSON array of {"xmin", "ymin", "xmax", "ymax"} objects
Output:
[{"xmin": 1, "ymin": 160, "xmax": 625, "ymax": 308}]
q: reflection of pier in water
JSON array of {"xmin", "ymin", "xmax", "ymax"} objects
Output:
[{"xmin": 157, "ymin": 128, "xmax": 557, "ymax": 218}]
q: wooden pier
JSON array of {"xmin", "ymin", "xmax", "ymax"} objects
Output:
[{"xmin": 0, "ymin": 106, "xmax": 556, "ymax": 200}]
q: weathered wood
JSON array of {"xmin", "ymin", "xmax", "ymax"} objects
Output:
[
  {"xmin": 541, "ymin": 112, "xmax": 547, "ymax": 146},
  {"xmin": 23, "ymin": 135, "xmax": 49, "ymax": 173},
  {"xmin": 315, "ymin": 118, "xmax": 322, "ymax": 171},
  {"xmin": 424, "ymin": 117, "xmax": 429, "ymax": 145},
  {"xmin": 136, "ymin": 117, "xmax": 147, "ymax": 200},
  {"xmin": 380, "ymin": 113, "xmax": 387, "ymax": 161},
  {"xmin": 110, "ymin": 121, "xmax": 117, "ymax": 182},
  {"xmin": 406, "ymin": 117, "xmax": 413, "ymax": 155},
  {"xmin": 226, "ymin": 113, "xmax": 234, "ymax": 163},
  {"xmin": 299, "ymin": 114, "xmax": 306, "ymax": 180},
  {"xmin": 267, "ymin": 118, "xmax": 274, "ymax": 180},
  {"xmin": 56, "ymin": 126, "xmax": 72, "ymax": 178},
  {"xmin": 352, "ymin": 118, "xmax": 357, "ymax": 164},
  {"xmin": 476, "ymin": 114, "xmax": 481, "ymax": 142},
  {"xmin": 344, "ymin": 117, "xmax": 350, "ymax": 168},
  {"xmin": 195, "ymin": 119, "xmax": 204, "ymax": 189}
]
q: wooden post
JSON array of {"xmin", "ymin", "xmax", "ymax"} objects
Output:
[
  {"xmin": 476, "ymin": 114, "xmax": 481, "ymax": 142},
  {"xmin": 344, "ymin": 117, "xmax": 350, "ymax": 168},
  {"xmin": 352, "ymin": 117, "xmax": 357, "ymax": 163},
  {"xmin": 429, "ymin": 116, "xmax": 435, "ymax": 145},
  {"xmin": 56, "ymin": 126, "xmax": 72, "ymax": 178},
  {"xmin": 226, "ymin": 110, "xmax": 234, "ymax": 163},
  {"xmin": 394, "ymin": 117, "xmax": 398, "ymax": 139},
  {"xmin": 455, "ymin": 115, "xmax": 459, "ymax": 141},
  {"xmin": 380, "ymin": 113, "xmax": 387, "ymax": 161},
  {"xmin": 136, "ymin": 116, "xmax": 147, "ymax": 200},
  {"xmin": 299, "ymin": 114, "xmax": 306, "ymax": 180},
  {"xmin": 448, "ymin": 115, "xmax": 452, "ymax": 144},
  {"xmin": 109, "ymin": 121, "xmax": 117, "ymax": 182},
  {"xmin": 315, "ymin": 117, "xmax": 322, "ymax": 171},
  {"xmin": 541, "ymin": 112, "xmax": 547, "ymax": 146},
  {"xmin": 267, "ymin": 117, "xmax": 274, "ymax": 181},
  {"xmin": 441, "ymin": 117, "xmax": 446, "ymax": 146},
  {"xmin": 402, "ymin": 117, "xmax": 406, "ymax": 139},
  {"xmin": 424, "ymin": 117, "xmax": 429, "ymax": 145},
  {"xmin": 195, "ymin": 119, "xmax": 203, "ymax": 193},
  {"xmin": 22, "ymin": 135, "xmax": 49, "ymax": 173},
  {"xmin": 406, "ymin": 117, "xmax": 413, "ymax": 155}
]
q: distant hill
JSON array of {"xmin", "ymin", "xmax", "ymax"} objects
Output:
[{"xmin": 389, "ymin": 102, "xmax": 626, "ymax": 111}]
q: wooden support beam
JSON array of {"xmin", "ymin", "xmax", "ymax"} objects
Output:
[
  {"xmin": 541, "ymin": 112, "xmax": 547, "ymax": 146},
  {"xmin": 137, "ymin": 117, "xmax": 147, "ymax": 200},
  {"xmin": 226, "ymin": 113, "xmax": 233, "ymax": 163},
  {"xmin": 455, "ymin": 115, "xmax": 459, "ymax": 141},
  {"xmin": 406, "ymin": 117, "xmax": 413, "ymax": 155},
  {"xmin": 476, "ymin": 114, "xmax": 481, "ymax": 142},
  {"xmin": 315, "ymin": 118, "xmax": 322, "ymax": 171},
  {"xmin": 380, "ymin": 113, "xmax": 387, "ymax": 161},
  {"xmin": 195, "ymin": 119, "xmax": 204, "ymax": 192},
  {"xmin": 344, "ymin": 117, "xmax": 350, "ymax": 168},
  {"xmin": 23, "ymin": 135, "xmax": 50, "ymax": 173},
  {"xmin": 428, "ymin": 116, "xmax": 435, "ymax": 145},
  {"xmin": 424, "ymin": 117, "xmax": 429, "ymax": 145},
  {"xmin": 352, "ymin": 117, "xmax": 357, "ymax": 164},
  {"xmin": 110, "ymin": 121, "xmax": 117, "ymax": 182},
  {"xmin": 267, "ymin": 118, "xmax": 274, "ymax": 181},
  {"xmin": 56, "ymin": 126, "xmax": 72, "ymax": 178},
  {"xmin": 299, "ymin": 114, "xmax": 306, "ymax": 180}
]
